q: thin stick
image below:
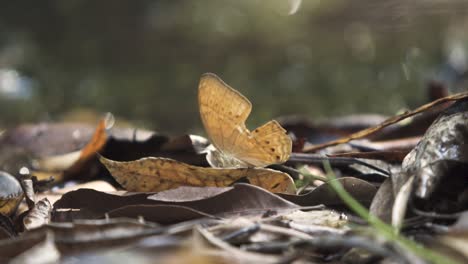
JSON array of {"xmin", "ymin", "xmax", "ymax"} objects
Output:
[{"xmin": 304, "ymin": 92, "xmax": 468, "ymax": 152}]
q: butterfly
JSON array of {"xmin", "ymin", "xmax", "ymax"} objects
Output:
[{"xmin": 198, "ymin": 73, "xmax": 292, "ymax": 168}]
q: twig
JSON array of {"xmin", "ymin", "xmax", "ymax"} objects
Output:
[
  {"xmin": 304, "ymin": 91, "xmax": 468, "ymax": 152},
  {"xmin": 221, "ymin": 223, "xmax": 260, "ymax": 243},
  {"xmin": 289, "ymin": 153, "xmax": 390, "ymax": 176}
]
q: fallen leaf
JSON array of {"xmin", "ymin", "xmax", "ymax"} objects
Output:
[
  {"xmin": 33, "ymin": 118, "xmax": 108, "ymax": 181},
  {"xmin": 2, "ymin": 218, "xmax": 161, "ymax": 261},
  {"xmin": 107, "ymin": 205, "xmax": 216, "ymax": 224},
  {"xmin": 53, "ymin": 184, "xmax": 299, "ymax": 224},
  {"xmin": 0, "ymin": 232, "xmax": 48, "ymax": 261},
  {"xmin": 148, "ymin": 186, "xmax": 233, "ymax": 202},
  {"xmin": 37, "ymin": 180, "xmax": 116, "ymax": 205},
  {"xmin": 23, "ymin": 198, "xmax": 52, "ymax": 230},
  {"xmin": 402, "ymin": 98, "xmax": 468, "ymax": 199},
  {"xmin": 279, "ymin": 177, "xmax": 377, "ymax": 207},
  {"xmin": 0, "ymin": 213, "xmax": 16, "ymax": 239},
  {"xmin": 0, "ymin": 123, "xmax": 96, "ymax": 158},
  {"xmin": 100, "ymin": 156, "xmax": 296, "ymax": 194},
  {"xmin": 369, "ymin": 178, "xmax": 394, "ymax": 223},
  {"xmin": 0, "ymin": 171, "xmax": 23, "ymax": 216},
  {"xmin": 10, "ymin": 232, "xmax": 60, "ymax": 264},
  {"xmin": 392, "ymin": 176, "xmax": 414, "ymax": 229}
]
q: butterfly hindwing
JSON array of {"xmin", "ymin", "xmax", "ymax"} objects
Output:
[{"xmin": 237, "ymin": 120, "xmax": 292, "ymax": 167}]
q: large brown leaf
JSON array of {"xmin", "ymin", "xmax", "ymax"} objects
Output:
[
  {"xmin": 100, "ymin": 156, "xmax": 296, "ymax": 194},
  {"xmin": 53, "ymin": 184, "xmax": 299, "ymax": 224}
]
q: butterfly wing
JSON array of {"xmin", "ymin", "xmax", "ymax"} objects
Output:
[
  {"xmin": 198, "ymin": 73, "xmax": 292, "ymax": 167},
  {"xmin": 198, "ymin": 73, "xmax": 252, "ymax": 155},
  {"xmin": 236, "ymin": 120, "xmax": 292, "ymax": 167}
]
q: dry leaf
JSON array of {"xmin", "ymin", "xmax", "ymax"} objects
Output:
[
  {"xmin": 37, "ymin": 180, "xmax": 116, "ymax": 205},
  {"xmin": 100, "ymin": 156, "xmax": 296, "ymax": 194},
  {"xmin": 33, "ymin": 118, "xmax": 108, "ymax": 181},
  {"xmin": 402, "ymin": 98, "xmax": 468, "ymax": 199},
  {"xmin": 0, "ymin": 171, "xmax": 23, "ymax": 216},
  {"xmin": 279, "ymin": 177, "xmax": 377, "ymax": 206},
  {"xmin": 369, "ymin": 178, "xmax": 394, "ymax": 223},
  {"xmin": 53, "ymin": 184, "xmax": 299, "ymax": 224},
  {"xmin": 10, "ymin": 232, "xmax": 60, "ymax": 264},
  {"xmin": 23, "ymin": 198, "xmax": 52, "ymax": 230}
]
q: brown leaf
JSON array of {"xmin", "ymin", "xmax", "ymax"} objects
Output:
[
  {"xmin": 33, "ymin": 118, "xmax": 108, "ymax": 181},
  {"xmin": 66, "ymin": 117, "xmax": 108, "ymax": 175},
  {"xmin": 0, "ymin": 123, "xmax": 95, "ymax": 158},
  {"xmin": 369, "ymin": 178, "xmax": 394, "ymax": 223},
  {"xmin": 0, "ymin": 231, "xmax": 48, "ymax": 261},
  {"xmin": 53, "ymin": 184, "xmax": 299, "ymax": 224},
  {"xmin": 279, "ymin": 177, "xmax": 377, "ymax": 207},
  {"xmin": 107, "ymin": 205, "xmax": 216, "ymax": 224},
  {"xmin": 148, "ymin": 186, "xmax": 233, "ymax": 202},
  {"xmin": 2, "ymin": 218, "xmax": 160, "ymax": 261},
  {"xmin": 0, "ymin": 213, "xmax": 16, "ymax": 239},
  {"xmin": 403, "ymin": 98, "xmax": 468, "ymax": 199},
  {"xmin": 100, "ymin": 156, "xmax": 296, "ymax": 194}
]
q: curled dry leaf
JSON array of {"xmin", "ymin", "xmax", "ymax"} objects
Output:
[
  {"xmin": 369, "ymin": 178, "xmax": 394, "ymax": 223},
  {"xmin": 0, "ymin": 213, "xmax": 16, "ymax": 239},
  {"xmin": 20, "ymin": 179, "xmax": 35, "ymax": 210},
  {"xmin": 402, "ymin": 98, "xmax": 468, "ymax": 199},
  {"xmin": 100, "ymin": 156, "xmax": 296, "ymax": 194},
  {"xmin": 23, "ymin": 198, "xmax": 52, "ymax": 230},
  {"xmin": 0, "ymin": 171, "xmax": 23, "ymax": 216},
  {"xmin": 33, "ymin": 118, "xmax": 108, "ymax": 181}
]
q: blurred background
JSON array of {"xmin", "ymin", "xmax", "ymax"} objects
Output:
[{"xmin": 1, "ymin": 0, "xmax": 468, "ymax": 134}]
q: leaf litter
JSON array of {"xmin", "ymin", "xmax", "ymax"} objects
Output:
[{"xmin": 0, "ymin": 73, "xmax": 467, "ymax": 263}]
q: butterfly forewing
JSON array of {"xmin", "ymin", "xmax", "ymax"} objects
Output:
[{"xmin": 199, "ymin": 73, "xmax": 251, "ymax": 154}]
